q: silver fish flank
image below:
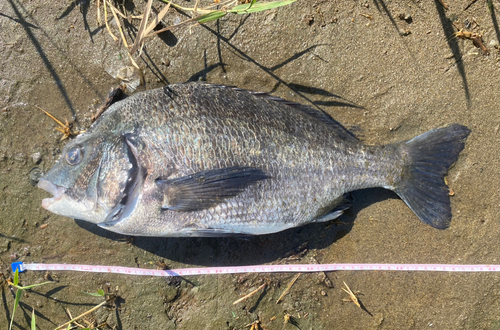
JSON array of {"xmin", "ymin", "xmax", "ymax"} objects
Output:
[{"xmin": 38, "ymin": 83, "xmax": 471, "ymax": 237}]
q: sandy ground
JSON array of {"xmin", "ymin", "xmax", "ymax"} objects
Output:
[{"xmin": 1, "ymin": 0, "xmax": 500, "ymax": 329}]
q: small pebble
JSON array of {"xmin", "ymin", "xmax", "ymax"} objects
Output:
[
  {"xmin": 14, "ymin": 153, "xmax": 25, "ymax": 162},
  {"xmin": 398, "ymin": 13, "xmax": 412, "ymax": 23},
  {"xmin": 31, "ymin": 152, "xmax": 41, "ymax": 164},
  {"xmin": 29, "ymin": 167, "xmax": 43, "ymax": 186}
]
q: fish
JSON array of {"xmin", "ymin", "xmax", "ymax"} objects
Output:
[{"xmin": 37, "ymin": 83, "xmax": 471, "ymax": 237}]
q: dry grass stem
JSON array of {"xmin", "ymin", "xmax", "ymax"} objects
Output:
[
  {"xmin": 103, "ymin": 0, "xmax": 119, "ymax": 41},
  {"xmin": 276, "ymin": 273, "xmax": 301, "ymax": 304},
  {"xmin": 54, "ymin": 301, "xmax": 107, "ymax": 330},
  {"xmin": 233, "ymin": 283, "xmax": 266, "ymax": 305},
  {"xmin": 97, "ymin": 0, "xmax": 101, "ymax": 25},
  {"xmin": 65, "ymin": 308, "xmax": 85, "ymax": 329},
  {"xmin": 99, "ymin": 0, "xmax": 296, "ymax": 80},
  {"xmin": 166, "ymin": 0, "xmax": 237, "ymax": 14},
  {"xmin": 245, "ymin": 321, "xmax": 262, "ymax": 330},
  {"xmin": 108, "ymin": 1, "xmax": 129, "ymax": 48},
  {"xmin": 145, "ymin": 18, "xmax": 197, "ymax": 38},
  {"xmin": 106, "ymin": 2, "xmax": 128, "ymax": 19},
  {"xmin": 127, "ymin": 52, "xmax": 140, "ymax": 70},
  {"xmin": 130, "ymin": 0, "xmax": 154, "ymax": 55},
  {"xmin": 36, "ymin": 105, "xmax": 79, "ymax": 140},
  {"xmin": 342, "ymin": 281, "xmax": 361, "ymax": 308},
  {"xmin": 144, "ymin": 2, "xmax": 171, "ymax": 37}
]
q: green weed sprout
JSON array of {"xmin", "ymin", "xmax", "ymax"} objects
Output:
[
  {"xmin": 161, "ymin": 0, "xmax": 298, "ymax": 24},
  {"xmin": 8, "ymin": 269, "xmax": 54, "ymax": 330}
]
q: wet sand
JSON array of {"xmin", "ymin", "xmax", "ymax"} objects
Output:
[{"xmin": 1, "ymin": 0, "xmax": 500, "ymax": 329}]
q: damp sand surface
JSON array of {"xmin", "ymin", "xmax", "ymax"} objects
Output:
[{"xmin": 1, "ymin": 0, "xmax": 500, "ymax": 329}]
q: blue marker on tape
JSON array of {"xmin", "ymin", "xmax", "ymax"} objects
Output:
[{"xmin": 11, "ymin": 261, "xmax": 26, "ymax": 273}]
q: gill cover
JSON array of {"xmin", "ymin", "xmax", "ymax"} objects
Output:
[{"xmin": 100, "ymin": 134, "xmax": 147, "ymax": 227}]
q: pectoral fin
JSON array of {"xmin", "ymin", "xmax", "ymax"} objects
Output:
[{"xmin": 155, "ymin": 166, "xmax": 269, "ymax": 212}]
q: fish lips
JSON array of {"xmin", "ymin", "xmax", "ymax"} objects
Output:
[{"xmin": 38, "ymin": 179, "xmax": 67, "ymax": 210}]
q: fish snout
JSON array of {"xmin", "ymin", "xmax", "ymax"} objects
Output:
[{"xmin": 37, "ymin": 179, "xmax": 67, "ymax": 209}]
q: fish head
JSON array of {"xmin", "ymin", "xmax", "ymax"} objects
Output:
[{"xmin": 38, "ymin": 131, "xmax": 137, "ymax": 224}]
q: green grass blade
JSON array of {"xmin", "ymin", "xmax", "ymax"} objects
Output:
[
  {"xmin": 31, "ymin": 309, "xmax": 36, "ymax": 330},
  {"xmin": 229, "ymin": 0, "xmax": 297, "ymax": 14},
  {"xmin": 19, "ymin": 281, "xmax": 54, "ymax": 290},
  {"xmin": 13, "ymin": 269, "xmax": 19, "ymax": 286},
  {"xmin": 195, "ymin": 10, "xmax": 227, "ymax": 24},
  {"xmin": 84, "ymin": 292, "xmax": 103, "ymax": 297},
  {"xmin": 9, "ymin": 288, "xmax": 22, "ymax": 330},
  {"xmin": 84, "ymin": 289, "xmax": 106, "ymax": 297}
]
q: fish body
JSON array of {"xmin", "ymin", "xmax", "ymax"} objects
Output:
[{"xmin": 38, "ymin": 83, "xmax": 470, "ymax": 236}]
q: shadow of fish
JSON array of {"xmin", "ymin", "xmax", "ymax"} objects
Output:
[{"xmin": 38, "ymin": 83, "xmax": 470, "ymax": 237}]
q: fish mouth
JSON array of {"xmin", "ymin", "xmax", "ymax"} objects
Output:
[{"xmin": 38, "ymin": 179, "xmax": 67, "ymax": 209}]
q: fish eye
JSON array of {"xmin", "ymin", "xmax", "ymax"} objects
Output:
[{"xmin": 65, "ymin": 147, "xmax": 83, "ymax": 166}]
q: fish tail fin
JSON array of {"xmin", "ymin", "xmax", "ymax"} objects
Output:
[{"xmin": 393, "ymin": 124, "xmax": 470, "ymax": 229}]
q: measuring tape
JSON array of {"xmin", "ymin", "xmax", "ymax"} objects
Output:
[{"xmin": 11, "ymin": 262, "xmax": 500, "ymax": 277}]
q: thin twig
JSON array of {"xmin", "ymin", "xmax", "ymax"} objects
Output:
[
  {"xmin": 276, "ymin": 273, "xmax": 301, "ymax": 304},
  {"xmin": 233, "ymin": 283, "xmax": 266, "ymax": 305},
  {"xmin": 53, "ymin": 301, "xmax": 107, "ymax": 330}
]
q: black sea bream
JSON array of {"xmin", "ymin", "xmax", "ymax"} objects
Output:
[{"xmin": 38, "ymin": 83, "xmax": 470, "ymax": 236}]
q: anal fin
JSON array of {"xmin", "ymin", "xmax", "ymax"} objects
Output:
[{"xmin": 313, "ymin": 193, "xmax": 353, "ymax": 223}]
